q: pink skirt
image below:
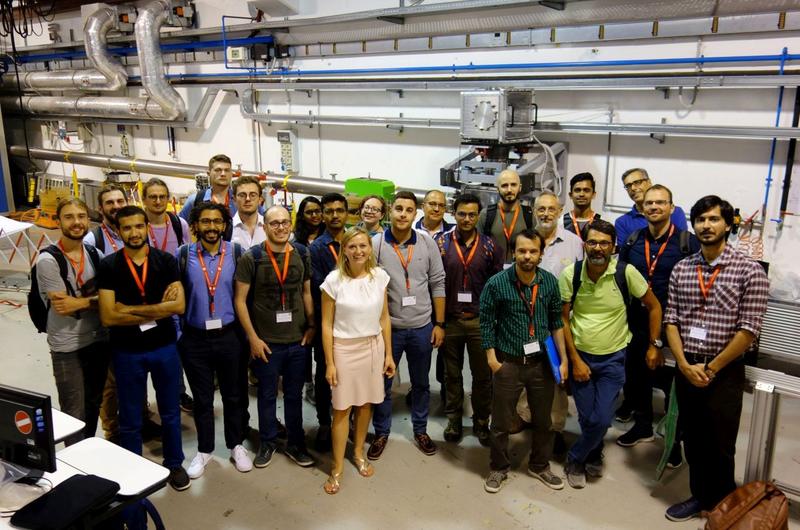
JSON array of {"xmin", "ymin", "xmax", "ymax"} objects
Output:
[{"xmin": 331, "ymin": 334, "xmax": 385, "ymax": 410}]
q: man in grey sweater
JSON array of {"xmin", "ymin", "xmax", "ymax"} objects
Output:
[{"xmin": 368, "ymin": 191, "xmax": 446, "ymax": 460}]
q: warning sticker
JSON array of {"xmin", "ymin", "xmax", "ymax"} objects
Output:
[{"xmin": 15, "ymin": 410, "xmax": 33, "ymax": 435}]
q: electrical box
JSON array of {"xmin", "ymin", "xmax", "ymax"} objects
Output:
[
  {"xmin": 116, "ymin": 6, "xmax": 137, "ymax": 33},
  {"xmin": 226, "ymin": 46, "xmax": 250, "ymax": 63},
  {"xmin": 277, "ymin": 129, "xmax": 298, "ymax": 172},
  {"xmin": 460, "ymin": 89, "xmax": 537, "ymax": 144}
]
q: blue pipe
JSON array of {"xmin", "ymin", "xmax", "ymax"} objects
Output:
[
  {"xmin": 6, "ymin": 36, "xmax": 273, "ymax": 64},
  {"xmin": 763, "ymin": 47, "xmax": 789, "ymax": 218}
]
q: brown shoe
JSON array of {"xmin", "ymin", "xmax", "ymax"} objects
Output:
[
  {"xmin": 414, "ymin": 433, "xmax": 438, "ymax": 456},
  {"xmin": 508, "ymin": 413, "xmax": 530, "ymax": 435},
  {"xmin": 367, "ymin": 435, "xmax": 388, "ymax": 461}
]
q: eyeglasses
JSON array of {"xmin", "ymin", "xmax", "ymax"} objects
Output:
[
  {"xmin": 644, "ymin": 199, "xmax": 671, "ymax": 207},
  {"xmin": 362, "ymin": 205, "xmax": 383, "ymax": 214},
  {"xmin": 236, "ymin": 192, "xmax": 260, "ymax": 200},
  {"xmin": 623, "ymin": 178, "xmax": 649, "ymax": 191},
  {"xmin": 323, "ymin": 208, "xmax": 346, "ymax": 215},
  {"xmin": 425, "ymin": 202, "xmax": 446, "ymax": 210},
  {"xmin": 268, "ymin": 220, "xmax": 292, "ymax": 229},
  {"xmin": 198, "ymin": 218, "xmax": 225, "ymax": 227},
  {"xmin": 304, "ymin": 209, "xmax": 322, "ymax": 216},
  {"xmin": 455, "ymin": 211, "xmax": 478, "ymax": 219},
  {"xmin": 585, "ymin": 240, "xmax": 613, "ymax": 249}
]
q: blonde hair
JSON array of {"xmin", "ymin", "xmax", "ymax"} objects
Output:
[{"xmin": 337, "ymin": 226, "xmax": 377, "ymax": 279}]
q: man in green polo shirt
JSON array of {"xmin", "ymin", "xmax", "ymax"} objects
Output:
[
  {"xmin": 479, "ymin": 228, "xmax": 568, "ymax": 494},
  {"xmin": 558, "ymin": 219, "xmax": 662, "ymax": 489}
]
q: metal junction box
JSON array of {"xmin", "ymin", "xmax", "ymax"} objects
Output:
[{"xmin": 460, "ymin": 89, "xmax": 537, "ymax": 144}]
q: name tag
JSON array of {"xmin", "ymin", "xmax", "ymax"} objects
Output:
[
  {"xmin": 205, "ymin": 319, "xmax": 222, "ymax": 330},
  {"xmin": 503, "ymin": 263, "xmax": 513, "ymax": 270},
  {"xmin": 139, "ymin": 321, "xmax": 158, "ymax": 332},
  {"xmin": 689, "ymin": 327, "xmax": 707, "ymax": 340},
  {"xmin": 402, "ymin": 296, "xmax": 417, "ymax": 307},
  {"xmin": 524, "ymin": 342, "xmax": 540, "ymax": 354},
  {"xmin": 457, "ymin": 291, "xmax": 472, "ymax": 303},
  {"xmin": 276, "ymin": 311, "xmax": 293, "ymax": 323}
]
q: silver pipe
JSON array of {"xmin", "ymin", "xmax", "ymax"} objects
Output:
[
  {"xmin": 136, "ymin": 0, "xmax": 186, "ymax": 120},
  {"xmin": 1, "ymin": 95, "xmax": 176, "ymax": 120},
  {"xmin": 84, "ymin": 6, "xmax": 128, "ymax": 91},
  {"xmin": 8, "ymin": 146, "xmax": 429, "ymax": 200}
]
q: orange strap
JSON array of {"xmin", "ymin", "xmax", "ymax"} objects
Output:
[
  {"xmin": 644, "ymin": 224, "xmax": 675, "ymax": 282},
  {"xmin": 123, "ymin": 248, "xmax": 149, "ymax": 302},
  {"xmin": 328, "ymin": 244, "xmax": 338, "ymax": 262},
  {"xmin": 265, "ymin": 243, "xmax": 293, "ymax": 310},
  {"xmin": 498, "ymin": 204, "xmax": 520, "ymax": 245},
  {"xmin": 392, "ymin": 243, "xmax": 414, "ymax": 291},
  {"xmin": 515, "ymin": 281, "xmax": 539, "ymax": 337},
  {"xmin": 57, "ymin": 241, "xmax": 85, "ymax": 288},
  {"xmin": 697, "ymin": 265, "xmax": 722, "ymax": 300},
  {"xmin": 197, "ymin": 243, "xmax": 226, "ymax": 316},
  {"xmin": 452, "ymin": 231, "xmax": 479, "ymax": 290},
  {"xmin": 100, "ymin": 223, "xmax": 120, "ymax": 252},
  {"xmin": 148, "ymin": 214, "xmax": 170, "ymax": 251}
]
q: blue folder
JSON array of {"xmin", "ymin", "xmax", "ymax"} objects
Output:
[{"xmin": 545, "ymin": 336, "xmax": 562, "ymax": 385}]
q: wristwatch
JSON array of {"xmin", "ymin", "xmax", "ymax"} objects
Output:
[
  {"xmin": 434, "ymin": 321, "xmax": 446, "ymax": 329},
  {"xmin": 651, "ymin": 338, "xmax": 663, "ymax": 348}
]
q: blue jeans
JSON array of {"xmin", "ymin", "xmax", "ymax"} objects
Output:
[
  {"xmin": 251, "ymin": 342, "xmax": 306, "ymax": 448},
  {"xmin": 113, "ymin": 343, "xmax": 184, "ymax": 469},
  {"xmin": 568, "ymin": 348, "xmax": 626, "ymax": 465},
  {"xmin": 373, "ymin": 323, "xmax": 433, "ymax": 436}
]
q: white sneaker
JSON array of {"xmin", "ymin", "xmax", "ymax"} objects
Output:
[
  {"xmin": 230, "ymin": 445, "xmax": 253, "ymax": 473},
  {"xmin": 187, "ymin": 452, "xmax": 212, "ymax": 479}
]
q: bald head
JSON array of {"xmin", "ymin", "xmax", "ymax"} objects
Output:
[
  {"xmin": 265, "ymin": 205, "xmax": 291, "ymax": 246},
  {"xmin": 496, "ymin": 169, "xmax": 522, "ymax": 206}
]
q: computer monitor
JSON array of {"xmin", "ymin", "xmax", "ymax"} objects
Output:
[{"xmin": 0, "ymin": 384, "xmax": 56, "ymax": 477}]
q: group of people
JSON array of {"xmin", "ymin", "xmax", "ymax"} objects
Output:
[{"xmin": 36, "ymin": 154, "xmax": 769, "ymax": 523}]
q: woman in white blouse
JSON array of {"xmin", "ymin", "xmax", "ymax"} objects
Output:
[{"xmin": 320, "ymin": 226, "xmax": 395, "ymax": 494}]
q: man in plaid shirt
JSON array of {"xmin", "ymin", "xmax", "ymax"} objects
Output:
[{"xmin": 663, "ymin": 195, "xmax": 769, "ymax": 523}]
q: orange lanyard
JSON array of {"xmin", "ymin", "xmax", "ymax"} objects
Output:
[
  {"xmin": 569, "ymin": 211, "xmax": 594, "ymax": 241},
  {"xmin": 697, "ymin": 265, "xmax": 722, "ymax": 301},
  {"xmin": 197, "ymin": 243, "xmax": 226, "ymax": 316},
  {"xmin": 644, "ymin": 224, "xmax": 675, "ymax": 282},
  {"xmin": 57, "ymin": 241, "xmax": 85, "ymax": 287},
  {"xmin": 328, "ymin": 243, "xmax": 338, "ymax": 262},
  {"xmin": 515, "ymin": 280, "xmax": 539, "ymax": 338},
  {"xmin": 452, "ymin": 231, "xmax": 479, "ymax": 290},
  {"xmin": 211, "ymin": 191, "xmax": 230, "ymax": 211},
  {"xmin": 100, "ymin": 223, "xmax": 120, "ymax": 252},
  {"xmin": 392, "ymin": 243, "xmax": 414, "ymax": 291},
  {"xmin": 148, "ymin": 215, "xmax": 170, "ymax": 251},
  {"xmin": 498, "ymin": 204, "xmax": 520, "ymax": 245},
  {"xmin": 265, "ymin": 243, "xmax": 293, "ymax": 310},
  {"xmin": 123, "ymin": 248, "xmax": 149, "ymax": 303}
]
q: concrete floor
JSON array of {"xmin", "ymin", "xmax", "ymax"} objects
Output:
[{"xmin": 0, "ymin": 285, "xmax": 798, "ymax": 530}]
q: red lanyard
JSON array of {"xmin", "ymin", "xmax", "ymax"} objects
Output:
[
  {"xmin": 197, "ymin": 243, "xmax": 226, "ymax": 316},
  {"xmin": 392, "ymin": 243, "xmax": 414, "ymax": 291},
  {"xmin": 644, "ymin": 224, "xmax": 675, "ymax": 282},
  {"xmin": 57, "ymin": 241, "xmax": 85, "ymax": 287},
  {"xmin": 498, "ymin": 204, "xmax": 520, "ymax": 245},
  {"xmin": 515, "ymin": 280, "xmax": 539, "ymax": 337},
  {"xmin": 211, "ymin": 191, "xmax": 230, "ymax": 211},
  {"xmin": 100, "ymin": 223, "xmax": 120, "ymax": 252},
  {"xmin": 569, "ymin": 211, "xmax": 594, "ymax": 241},
  {"xmin": 452, "ymin": 231, "xmax": 479, "ymax": 289},
  {"xmin": 265, "ymin": 243, "xmax": 293, "ymax": 310},
  {"xmin": 123, "ymin": 248, "xmax": 149, "ymax": 303},
  {"xmin": 697, "ymin": 265, "xmax": 722, "ymax": 300},
  {"xmin": 148, "ymin": 215, "xmax": 170, "ymax": 251},
  {"xmin": 328, "ymin": 244, "xmax": 338, "ymax": 262}
]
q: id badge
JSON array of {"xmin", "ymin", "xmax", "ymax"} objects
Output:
[
  {"xmin": 523, "ymin": 342, "xmax": 540, "ymax": 355},
  {"xmin": 139, "ymin": 321, "xmax": 157, "ymax": 332},
  {"xmin": 689, "ymin": 326, "xmax": 707, "ymax": 340},
  {"xmin": 457, "ymin": 291, "xmax": 472, "ymax": 303},
  {"xmin": 503, "ymin": 263, "xmax": 513, "ymax": 270},
  {"xmin": 205, "ymin": 319, "xmax": 222, "ymax": 330},
  {"xmin": 276, "ymin": 311, "xmax": 293, "ymax": 323},
  {"xmin": 402, "ymin": 296, "xmax": 417, "ymax": 307}
]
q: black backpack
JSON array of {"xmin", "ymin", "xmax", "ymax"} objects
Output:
[
  {"xmin": 194, "ymin": 190, "xmax": 234, "ymax": 241},
  {"xmin": 482, "ymin": 202, "xmax": 533, "ymax": 236},
  {"xmin": 90, "ymin": 225, "xmax": 106, "ymax": 254},
  {"xmin": 570, "ymin": 259, "xmax": 632, "ymax": 308},
  {"xmin": 178, "ymin": 241, "xmax": 243, "ymax": 281},
  {"xmin": 246, "ymin": 242, "xmax": 308, "ymax": 305},
  {"xmin": 28, "ymin": 244, "xmax": 101, "ymax": 333}
]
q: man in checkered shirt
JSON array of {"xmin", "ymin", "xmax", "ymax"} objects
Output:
[{"xmin": 663, "ymin": 195, "xmax": 769, "ymax": 523}]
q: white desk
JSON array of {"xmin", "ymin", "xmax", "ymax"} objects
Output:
[{"xmin": 51, "ymin": 409, "xmax": 85, "ymax": 444}]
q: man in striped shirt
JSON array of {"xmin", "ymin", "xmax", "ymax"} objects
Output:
[
  {"xmin": 663, "ymin": 196, "xmax": 769, "ymax": 523},
  {"xmin": 479, "ymin": 228, "xmax": 567, "ymax": 494}
]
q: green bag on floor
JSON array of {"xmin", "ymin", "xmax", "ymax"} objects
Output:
[{"xmin": 655, "ymin": 379, "xmax": 679, "ymax": 481}]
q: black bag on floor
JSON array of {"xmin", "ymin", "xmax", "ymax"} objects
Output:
[{"xmin": 95, "ymin": 498, "xmax": 165, "ymax": 530}]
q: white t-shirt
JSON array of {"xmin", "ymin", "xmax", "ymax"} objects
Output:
[{"xmin": 320, "ymin": 267, "xmax": 390, "ymax": 339}]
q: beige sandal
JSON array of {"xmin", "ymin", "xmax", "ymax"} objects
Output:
[
  {"xmin": 324, "ymin": 471, "xmax": 342, "ymax": 494},
  {"xmin": 354, "ymin": 457, "xmax": 375, "ymax": 478}
]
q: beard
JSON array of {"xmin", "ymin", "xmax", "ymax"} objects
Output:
[
  {"xmin": 61, "ymin": 227, "xmax": 87, "ymax": 241},
  {"xmin": 124, "ymin": 238, "xmax": 147, "ymax": 250},
  {"xmin": 199, "ymin": 229, "xmax": 220, "ymax": 244},
  {"xmin": 500, "ymin": 192, "xmax": 519, "ymax": 205}
]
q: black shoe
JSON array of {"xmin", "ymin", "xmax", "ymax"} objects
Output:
[
  {"xmin": 553, "ymin": 432, "xmax": 568, "ymax": 457},
  {"xmin": 667, "ymin": 444, "xmax": 683, "ymax": 469},
  {"xmin": 179, "ymin": 393, "xmax": 194, "ymax": 414},
  {"xmin": 254, "ymin": 443, "xmax": 276, "ymax": 468},
  {"xmin": 142, "ymin": 418, "xmax": 161, "ymax": 442},
  {"xmin": 616, "ymin": 424, "xmax": 655, "ymax": 447},
  {"xmin": 443, "ymin": 419, "xmax": 463, "ymax": 443},
  {"xmin": 615, "ymin": 404, "xmax": 634, "ymax": 423},
  {"xmin": 285, "ymin": 445, "xmax": 315, "ymax": 467},
  {"xmin": 473, "ymin": 419, "xmax": 490, "ymax": 447},
  {"xmin": 314, "ymin": 425, "xmax": 332, "ymax": 452},
  {"xmin": 168, "ymin": 466, "xmax": 190, "ymax": 491},
  {"xmin": 276, "ymin": 420, "xmax": 288, "ymax": 440}
]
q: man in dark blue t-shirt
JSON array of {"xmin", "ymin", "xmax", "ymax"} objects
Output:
[{"xmin": 98, "ymin": 205, "xmax": 189, "ymax": 491}]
